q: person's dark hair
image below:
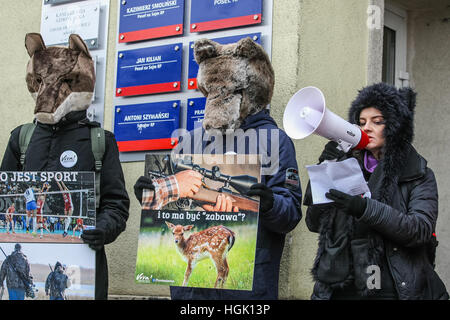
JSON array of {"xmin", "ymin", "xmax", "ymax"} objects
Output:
[
  {"xmin": 349, "ymin": 82, "xmax": 416, "ymax": 145},
  {"xmin": 348, "ymin": 82, "xmax": 418, "ymax": 204}
]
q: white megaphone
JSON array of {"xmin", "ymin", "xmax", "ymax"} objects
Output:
[{"xmin": 283, "ymin": 86, "xmax": 369, "ymax": 152}]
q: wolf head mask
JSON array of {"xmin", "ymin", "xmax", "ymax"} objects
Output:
[
  {"xmin": 25, "ymin": 33, "xmax": 95, "ymax": 124},
  {"xmin": 194, "ymin": 37, "xmax": 274, "ymax": 133}
]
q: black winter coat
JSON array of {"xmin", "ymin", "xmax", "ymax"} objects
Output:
[
  {"xmin": 306, "ymin": 144, "xmax": 448, "ymax": 300},
  {"xmin": 0, "ymin": 111, "xmax": 130, "ymax": 300}
]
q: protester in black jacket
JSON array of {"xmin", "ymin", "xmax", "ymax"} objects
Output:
[
  {"xmin": 305, "ymin": 83, "xmax": 448, "ymax": 300},
  {"xmin": 1, "ymin": 33, "xmax": 129, "ymax": 299},
  {"xmin": 1, "ymin": 111, "xmax": 130, "ymax": 300}
]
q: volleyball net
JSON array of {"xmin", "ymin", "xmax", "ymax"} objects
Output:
[{"xmin": 0, "ymin": 188, "xmax": 96, "ymax": 231}]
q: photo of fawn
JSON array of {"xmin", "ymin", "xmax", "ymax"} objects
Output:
[
  {"xmin": 135, "ymin": 153, "xmax": 260, "ymax": 290},
  {"xmin": 165, "ymin": 222, "xmax": 235, "ymax": 288}
]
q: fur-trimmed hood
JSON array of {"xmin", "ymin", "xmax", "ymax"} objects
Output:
[
  {"xmin": 348, "ymin": 82, "xmax": 417, "ymax": 203},
  {"xmin": 348, "ymin": 82, "xmax": 416, "ymax": 146}
]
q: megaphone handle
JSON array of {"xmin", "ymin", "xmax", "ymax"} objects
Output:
[{"xmin": 336, "ymin": 139, "xmax": 352, "ymax": 153}]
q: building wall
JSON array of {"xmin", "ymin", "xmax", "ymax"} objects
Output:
[
  {"xmin": 0, "ymin": 0, "xmax": 372, "ymax": 299},
  {"xmin": 0, "ymin": 2, "xmax": 43, "ymax": 134},
  {"xmin": 274, "ymin": 0, "xmax": 371, "ymax": 299},
  {"xmin": 405, "ymin": 5, "xmax": 450, "ymax": 291}
]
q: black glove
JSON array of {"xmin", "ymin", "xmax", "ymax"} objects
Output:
[
  {"xmin": 318, "ymin": 141, "xmax": 346, "ymax": 163},
  {"xmin": 246, "ymin": 183, "xmax": 274, "ymax": 214},
  {"xmin": 134, "ymin": 176, "xmax": 155, "ymax": 204},
  {"xmin": 325, "ymin": 189, "xmax": 367, "ymax": 218},
  {"xmin": 81, "ymin": 228, "xmax": 106, "ymax": 251}
]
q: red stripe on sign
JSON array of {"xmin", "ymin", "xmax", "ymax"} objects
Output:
[
  {"xmin": 117, "ymin": 138, "xmax": 178, "ymax": 152},
  {"xmin": 191, "ymin": 14, "xmax": 261, "ymax": 32},
  {"xmin": 116, "ymin": 82, "xmax": 181, "ymax": 97},
  {"xmin": 119, "ymin": 24, "xmax": 183, "ymax": 43},
  {"xmin": 188, "ymin": 78, "xmax": 198, "ymax": 90}
]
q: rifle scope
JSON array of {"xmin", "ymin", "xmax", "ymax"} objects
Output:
[{"xmin": 174, "ymin": 159, "xmax": 257, "ymax": 195}]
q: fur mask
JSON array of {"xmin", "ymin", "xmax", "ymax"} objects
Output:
[
  {"xmin": 25, "ymin": 33, "xmax": 95, "ymax": 124},
  {"xmin": 194, "ymin": 37, "xmax": 274, "ymax": 133}
]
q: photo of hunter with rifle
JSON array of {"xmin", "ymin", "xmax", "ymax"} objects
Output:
[
  {"xmin": 0, "ymin": 243, "xmax": 35, "ymax": 300},
  {"xmin": 45, "ymin": 261, "xmax": 71, "ymax": 300},
  {"xmin": 0, "ymin": 242, "xmax": 95, "ymax": 300},
  {"xmin": 135, "ymin": 154, "xmax": 260, "ymax": 213},
  {"xmin": 134, "ymin": 153, "xmax": 260, "ymax": 290}
]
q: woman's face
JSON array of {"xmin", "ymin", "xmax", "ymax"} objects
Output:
[{"xmin": 359, "ymin": 107, "xmax": 386, "ymax": 156}]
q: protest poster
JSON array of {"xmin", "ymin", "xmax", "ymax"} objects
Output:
[
  {"xmin": 135, "ymin": 153, "xmax": 260, "ymax": 291},
  {"xmin": 0, "ymin": 171, "xmax": 96, "ymax": 300},
  {"xmin": 0, "ymin": 171, "xmax": 96, "ymax": 243}
]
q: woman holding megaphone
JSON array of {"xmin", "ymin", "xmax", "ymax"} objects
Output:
[{"xmin": 304, "ymin": 82, "xmax": 448, "ymax": 300}]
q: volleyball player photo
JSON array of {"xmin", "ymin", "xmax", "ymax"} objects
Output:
[{"xmin": 0, "ymin": 171, "xmax": 96, "ymax": 244}]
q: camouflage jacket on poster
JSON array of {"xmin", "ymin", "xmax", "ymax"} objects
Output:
[
  {"xmin": 0, "ymin": 251, "xmax": 32, "ymax": 289},
  {"xmin": 45, "ymin": 271, "xmax": 70, "ymax": 299}
]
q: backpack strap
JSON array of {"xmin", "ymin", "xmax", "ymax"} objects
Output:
[
  {"xmin": 18, "ymin": 123, "xmax": 37, "ymax": 168},
  {"xmin": 18, "ymin": 123, "xmax": 105, "ymax": 209},
  {"xmin": 90, "ymin": 127, "xmax": 105, "ymax": 209}
]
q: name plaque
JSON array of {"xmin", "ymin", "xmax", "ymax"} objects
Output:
[
  {"xmin": 116, "ymin": 43, "xmax": 183, "ymax": 96},
  {"xmin": 44, "ymin": 0, "xmax": 79, "ymax": 4},
  {"xmin": 41, "ymin": 1, "xmax": 101, "ymax": 49},
  {"xmin": 186, "ymin": 97, "xmax": 206, "ymax": 131},
  {"xmin": 190, "ymin": 0, "xmax": 262, "ymax": 33},
  {"xmin": 119, "ymin": 0, "xmax": 185, "ymax": 43},
  {"xmin": 114, "ymin": 101, "xmax": 181, "ymax": 152}
]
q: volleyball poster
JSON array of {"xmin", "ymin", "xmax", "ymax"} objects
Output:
[{"xmin": 0, "ymin": 171, "xmax": 96, "ymax": 243}]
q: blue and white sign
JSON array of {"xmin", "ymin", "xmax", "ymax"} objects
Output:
[
  {"xmin": 116, "ymin": 43, "xmax": 182, "ymax": 97},
  {"xmin": 190, "ymin": 0, "xmax": 262, "ymax": 33},
  {"xmin": 114, "ymin": 101, "xmax": 181, "ymax": 152},
  {"xmin": 119, "ymin": 0, "xmax": 185, "ymax": 43},
  {"xmin": 188, "ymin": 33, "xmax": 261, "ymax": 90},
  {"xmin": 186, "ymin": 97, "xmax": 206, "ymax": 131}
]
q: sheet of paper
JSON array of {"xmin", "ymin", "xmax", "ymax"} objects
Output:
[{"xmin": 306, "ymin": 158, "xmax": 371, "ymax": 204}]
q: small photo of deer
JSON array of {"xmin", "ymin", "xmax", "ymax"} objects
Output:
[{"xmin": 165, "ymin": 222, "xmax": 235, "ymax": 288}]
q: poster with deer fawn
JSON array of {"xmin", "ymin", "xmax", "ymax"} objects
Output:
[{"xmin": 135, "ymin": 153, "xmax": 260, "ymax": 290}]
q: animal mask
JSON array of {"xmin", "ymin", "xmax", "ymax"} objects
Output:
[
  {"xmin": 194, "ymin": 37, "xmax": 274, "ymax": 133},
  {"xmin": 25, "ymin": 33, "xmax": 95, "ymax": 124}
]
